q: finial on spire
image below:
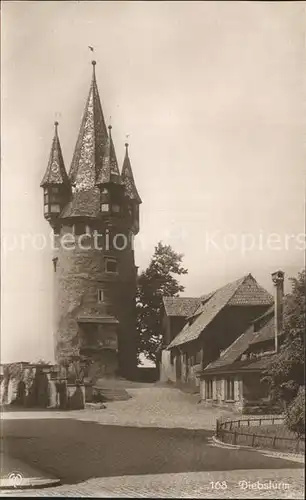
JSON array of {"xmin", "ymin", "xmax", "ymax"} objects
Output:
[
  {"xmin": 125, "ymin": 134, "xmax": 130, "ymax": 155},
  {"xmin": 91, "ymin": 60, "xmax": 97, "ymax": 80},
  {"xmin": 54, "ymin": 121, "xmax": 59, "ymax": 136}
]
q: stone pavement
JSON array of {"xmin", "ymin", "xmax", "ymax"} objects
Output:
[
  {"xmin": 1, "ymin": 387, "xmax": 236, "ymax": 430},
  {"xmin": 0, "ymin": 452, "xmax": 60, "ymax": 490},
  {"xmin": 1, "ymin": 468, "xmax": 304, "ymax": 498},
  {"xmin": 1, "ymin": 386, "xmax": 304, "ymax": 498}
]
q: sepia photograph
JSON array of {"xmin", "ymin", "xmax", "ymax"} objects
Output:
[{"xmin": 0, "ymin": 1, "xmax": 305, "ymax": 497}]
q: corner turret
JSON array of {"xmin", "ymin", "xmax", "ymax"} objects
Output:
[{"xmin": 40, "ymin": 121, "xmax": 70, "ymax": 232}]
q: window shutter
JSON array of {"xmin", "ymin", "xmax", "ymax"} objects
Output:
[
  {"xmin": 212, "ymin": 378, "xmax": 217, "ymax": 400},
  {"xmin": 221, "ymin": 379, "xmax": 225, "ymax": 401},
  {"xmin": 234, "ymin": 378, "xmax": 239, "ymax": 401}
]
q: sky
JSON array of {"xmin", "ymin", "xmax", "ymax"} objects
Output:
[{"xmin": 1, "ymin": 1, "xmax": 305, "ymax": 363}]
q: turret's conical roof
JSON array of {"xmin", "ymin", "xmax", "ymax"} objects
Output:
[
  {"xmin": 40, "ymin": 122, "xmax": 69, "ymax": 187},
  {"xmin": 121, "ymin": 143, "xmax": 142, "ymax": 203}
]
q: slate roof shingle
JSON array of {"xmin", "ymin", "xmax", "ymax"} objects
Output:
[{"xmin": 40, "ymin": 123, "xmax": 69, "ymax": 187}]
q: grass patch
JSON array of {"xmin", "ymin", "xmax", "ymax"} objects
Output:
[{"xmin": 220, "ymin": 424, "xmax": 304, "ymax": 453}]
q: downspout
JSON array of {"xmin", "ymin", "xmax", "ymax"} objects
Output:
[{"xmin": 271, "ymin": 270, "xmax": 285, "ymax": 353}]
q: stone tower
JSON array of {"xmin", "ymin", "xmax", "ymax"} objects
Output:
[{"xmin": 40, "ymin": 61, "xmax": 141, "ymax": 380}]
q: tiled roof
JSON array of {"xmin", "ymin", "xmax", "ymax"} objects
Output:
[
  {"xmin": 121, "ymin": 144, "xmax": 142, "ymax": 204},
  {"xmin": 61, "ymin": 186, "xmax": 100, "ymax": 218},
  {"xmin": 167, "ymin": 274, "xmax": 273, "ymax": 349},
  {"xmin": 228, "ymin": 280, "xmax": 273, "ymax": 306},
  {"xmin": 202, "ymin": 308, "xmax": 278, "ymax": 373},
  {"xmin": 249, "ymin": 315, "xmax": 276, "ymax": 346},
  {"xmin": 40, "ymin": 123, "xmax": 69, "ymax": 187},
  {"xmin": 167, "ymin": 275, "xmax": 247, "ymax": 348},
  {"xmin": 202, "ymin": 354, "xmax": 276, "ymax": 375},
  {"xmin": 163, "ymin": 297, "xmax": 201, "ymax": 317},
  {"xmin": 69, "ymin": 62, "xmax": 108, "ymax": 192},
  {"xmin": 204, "ymin": 324, "xmax": 256, "ymax": 371}
]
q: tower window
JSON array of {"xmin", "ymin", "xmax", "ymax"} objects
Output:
[
  {"xmin": 112, "ymin": 204, "xmax": 120, "ymax": 213},
  {"xmin": 50, "ymin": 204, "xmax": 61, "ymax": 213},
  {"xmin": 105, "ymin": 258, "xmax": 118, "ymax": 274},
  {"xmin": 74, "ymin": 222, "xmax": 87, "ymax": 236},
  {"xmin": 98, "ymin": 289, "xmax": 104, "ymax": 302},
  {"xmin": 101, "ymin": 204, "xmax": 109, "ymax": 212}
]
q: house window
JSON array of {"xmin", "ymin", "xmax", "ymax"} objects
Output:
[
  {"xmin": 101, "ymin": 203, "xmax": 109, "ymax": 212},
  {"xmin": 206, "ymin": 379, "xmax": 213, "ymax": 399},
  {"xmin": 98, "ymin": 289, "xmax": 104, "ymax": 302},
  {"xmin": 225, "ymin": 377, "xmax": 235, "ymax": 401},
  {"xmin": 105, "ymin": 258, "xmax": 118, "ymax": 273}
]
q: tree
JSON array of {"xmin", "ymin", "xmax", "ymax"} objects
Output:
[
  {"xmin": 285, "ymin": 386, "xmax": 305, "ymax": 438},
  {"xmin": 136, "ymin": 242, "xmax": 188, "ymax": 365},
  {"xmin": 263, "ymin": 269, "xmax": 305, "ymax": 407}
]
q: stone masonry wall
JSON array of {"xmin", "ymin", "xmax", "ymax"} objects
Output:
[{"xmin": 54, "ymin": 224, "xmax": 137, "ymax": 379}]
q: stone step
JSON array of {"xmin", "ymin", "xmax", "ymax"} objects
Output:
[{"xmin": 92, "ymin": 386, "xmax": 131, "ymax": 402}]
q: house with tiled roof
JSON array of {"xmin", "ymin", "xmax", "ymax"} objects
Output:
[
  {"xmin": 159, "ymin": 296, "xmax": 201, "ymax": 382},
  {"xmin": 159, "ymin": 273, "xmax": 275, "ymax": 393},
  {"xmin": 199, "ymin": 271, "xmax": 285, "ymax": 412}
]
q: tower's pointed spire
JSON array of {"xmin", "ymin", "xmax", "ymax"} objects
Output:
[
  {"xmin": 121, "ymin": 142, "xmax": 142, "ymax": 203},
  {"xmin": 69, "ymin": 61, "xmax": 108, "ymax": 191},
  {"xmin": 96, "ymin": 125, "xmax": 121, "ymax": 184},
  {"xmin": 40, "ymin": 121, "xmax": 69, "ymax": 187}
]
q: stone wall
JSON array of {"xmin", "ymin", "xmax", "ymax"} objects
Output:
[{"xmin": 54, "ymin": 223, "xmax": 138, "ymax": 379}]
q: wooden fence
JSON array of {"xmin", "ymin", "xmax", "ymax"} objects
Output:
[{"xmin": 216, "ymin": 416, "xmax": 304, "ymax": 454}]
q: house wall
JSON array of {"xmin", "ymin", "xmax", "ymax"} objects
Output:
[
  {"xmin": 200, "ymin": 372, "xmax": 270, "ymax": 412},
  {"xmin": 200, "ymin": 374, "xmax": 244, "ymax": 412},
  {"xmin": 160, "ymin": 349, "xmax": 176, "ymax": 383}
]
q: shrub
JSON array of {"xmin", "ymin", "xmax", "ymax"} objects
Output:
[{"xmin": 285, "ymin": 386, "xmax": 305, "ymax": 437}]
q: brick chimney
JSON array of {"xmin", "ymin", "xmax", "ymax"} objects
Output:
[{"xmin": 271, "ymin": 270, "xmax": 285, "ymax": 353}]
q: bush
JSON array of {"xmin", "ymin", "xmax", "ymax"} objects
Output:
[{"xmin": 285, "ymin": 386, "xmax": 305, "ymax": 437}]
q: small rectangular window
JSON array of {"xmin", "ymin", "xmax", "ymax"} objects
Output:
[
  {"xmin": 50, "ymin": 204, "xmax": 61, "ymax": 213},
  {"xmin": 44, "ymin": 204, "xmax": 49, "ymax": 214},
  {"xmin": 105, "ymin": 258, "xmax": 118, "ymax": 273},
  {"xmin": 101, "ymin": 204, "xmax": 109, "ymax": 212},
  {"xmin": 112, "ymin": 204, "xmax": 120, "ymax": 213},
  {"xmin": 52, "ymin": 186, "xmax": 60, "ymax": 194},
  {"xmin": 98, "ymin": 290, "xmax": 104, "ymax": 302},
  {"xmin": 50, "ymin": 192, "xmax": 60, "ymax": 203},
  {"xmin": 225, "ymin": 377, "xmax": 235, "ymax": 401},
  {"xmin": 206, "ymin": 379, "xmax": 213, "ymax": 399},
  {"xmin": 44, "ymin": 193, "xmax": 49, "ymax": 203}
]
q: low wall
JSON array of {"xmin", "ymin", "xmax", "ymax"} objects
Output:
[{"xmin": 135, "ymin": 367, "xmax": 159, "ymax": 383}]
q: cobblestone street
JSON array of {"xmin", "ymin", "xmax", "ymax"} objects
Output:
[
  {"xmin": 1, "ymin": 386, "xmax": 236, "ymax": 430},
  {"xmin": 1, "ymin": 386, "xmax": 304, "ymax": 498}
]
